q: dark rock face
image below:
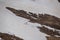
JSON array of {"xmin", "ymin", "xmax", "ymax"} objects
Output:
[
  {"xmin": 0, "ymin": 32, "xmax": 23, "ymax": 40},
  {"xmin": 58, "ymin": 0, "xmax": 60, "ymax": 3}
]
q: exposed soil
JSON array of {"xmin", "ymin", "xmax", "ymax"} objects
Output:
[{"xmin": 0, "ymin": 32, "xmax": 23, "ymax": 40}]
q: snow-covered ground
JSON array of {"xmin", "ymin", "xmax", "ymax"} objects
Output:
[{"xmin": 0, "ymin": 0, "xmax": 60, "ymax": 40}]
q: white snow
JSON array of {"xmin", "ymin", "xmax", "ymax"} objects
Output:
[{"xmin": 0, "ymin": 0, "xmax": 60, "ymax": 40}]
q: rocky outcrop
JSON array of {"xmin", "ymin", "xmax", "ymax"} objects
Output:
[
  {"xmin": 38, "ymin": 26, "xmax": 60, "ymax": 36},
  {"xmin": 46, "ymin": 36, "xmax": 60, "ymax": 40},
  {"xmin": 6, "ymin": 7, "xmax": 60, "ymax": 40},
  {"xmin": 0, "ymin": 32, "xmax": 23, "ymax": 40},
  {"xmin": 6, "ymin": 7, "xmax": 60, "ymax": 30}
]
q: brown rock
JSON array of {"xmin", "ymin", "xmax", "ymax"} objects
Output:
[
  {"xmin": 0, "ymin": 32, "xmax": 23, "ymax": 40},
  {"xmin": 6, "ymin": 7, "xmax": 60, "ymax": 30},
  {"xmin": 46, "ymin": 36, "xmax": 60, "ymax": 40},
  {"xmin": 37, "ymin": 26, "xmax": 60, "ymax": 36}
]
